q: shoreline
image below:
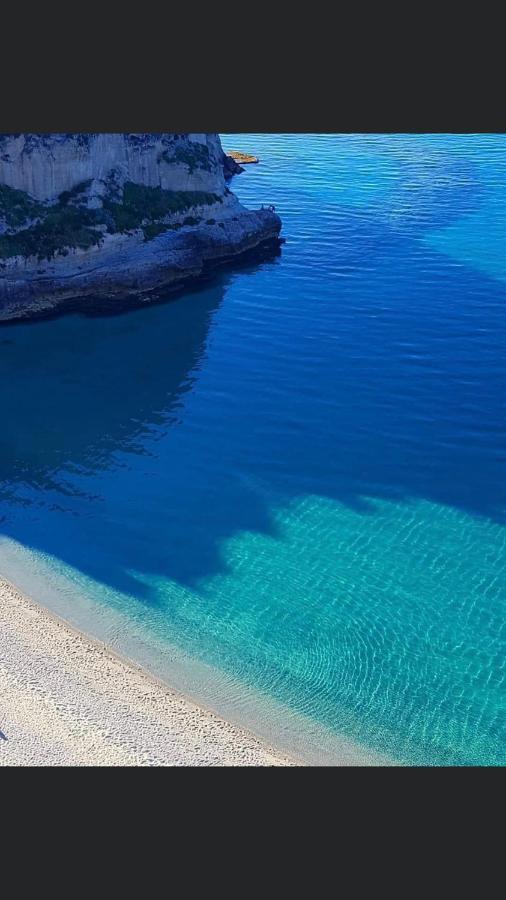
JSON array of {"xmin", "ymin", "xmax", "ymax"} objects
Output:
[
  {"xmin": 0, "ymin": 208, "xmax": 282, "ymax": 324},
  {"xmin": 0, "ymin": 576, "xmax": 297, "ymax": 767}
]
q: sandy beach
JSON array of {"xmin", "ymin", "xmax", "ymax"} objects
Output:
[{"xmin": 0, "ymin": 578, "xmax": 295, "ymax": 766}]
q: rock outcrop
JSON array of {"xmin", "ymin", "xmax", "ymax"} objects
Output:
[
  {"xmin": 222, "ymin": 151, "xmax": 245, "ymax": 180},
  {"xmin": 0, "ymin": 134, "xmax": 281, "ymax": 321}
]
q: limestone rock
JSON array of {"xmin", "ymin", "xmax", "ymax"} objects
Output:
[{"xmin": 0, "ymin": 133, "xmax": 283, "ymax": 321}]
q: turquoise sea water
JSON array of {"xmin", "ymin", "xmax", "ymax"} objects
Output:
[{"xmin": 1, "ymin": 134, "xmax": 505, "ymax": 765}]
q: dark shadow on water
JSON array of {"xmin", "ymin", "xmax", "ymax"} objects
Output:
[
  {"xmin": 0, "ymin": 254, "xmax": 284, "ymax": 598},
  {"xmin": 0, "ymin": 209, "xmax": 505, "ymax": 604}
]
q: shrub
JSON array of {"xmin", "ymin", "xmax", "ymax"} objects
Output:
[
  {"xmin": 160, "ymin": 143, "xmax": 212, "ymax": 174},
  {"xmin": 0, "ymin": 205, "xmax": 102, "ymax": 261},
  {"xmin": 103, "ymin": 183, "xmax": 221, "ymax": 234},
  {"xmin": 0, "ymin": 184, "xmax": 44, "ymax": 228},
  {"xmin": 0, "ymin": 180, "xmax": 222, "ymax": 259},
  {"xmin": 58, "ymin": 179, "xmax": 93, "ymax": 206}
]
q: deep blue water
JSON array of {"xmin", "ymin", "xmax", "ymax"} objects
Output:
[{"xmin": 1, "ymin": 135, "xmax": 505, "ymax": 764}]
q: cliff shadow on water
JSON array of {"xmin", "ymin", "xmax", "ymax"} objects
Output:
[
  {"xmin": 1, "ymin": 195, "xmax": 506, "ymax": 608},
  {"xmin": 0, "ymin": 250, "xmax": 284, "ymax": 600}
]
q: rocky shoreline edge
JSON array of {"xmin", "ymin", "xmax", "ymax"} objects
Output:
[{"xmin": 0, "ymin": 207, "xmax": 282, "ymax": 323}]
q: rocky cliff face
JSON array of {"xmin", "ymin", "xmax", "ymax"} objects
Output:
[
  {"xmin": 0, "ymin": 134, "xmax": 282, "ymax": 321},
  {"xmin": 0, "ymin": 133, "xmax": 226, "ymax": 201}
]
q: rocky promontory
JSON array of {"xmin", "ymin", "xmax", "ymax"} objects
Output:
[{"xmin": 0, "ymin": 134, "xmax": 281, "ymax": 321}]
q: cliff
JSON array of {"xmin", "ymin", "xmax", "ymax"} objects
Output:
[{"xmin": 0, "ymin": 134, "xmax": 281, "ymax": 321}]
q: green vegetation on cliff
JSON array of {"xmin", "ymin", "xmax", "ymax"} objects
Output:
[
  {"xmin": 0, "ymin": 181, "xmax": 222, "ymax": 261},
  {"xmin": 58, "ymin": 180, "xmax": 93, "ymax": 206},
  {"xmin": 0, "ymin": 206, "xmax": 102, "ymax": 261},
  {"xmin": 103, "ymin": 183, "xmax": 219, "ymax": 234},
  {"xmin": 160, "ymin": 143, "xmax": 212, "ymax": 174},
  {"xmin": 142, "ymin": 221, "xmax": 183, "ymax": 241},
  {"xmin": 0, "ymin": 184, "xmax": 44, "ymax": 229}
]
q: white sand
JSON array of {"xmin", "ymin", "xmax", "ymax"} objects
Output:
[{"xmin": 0, "ymin": 578, "xmax": 296, "ymax": 766}]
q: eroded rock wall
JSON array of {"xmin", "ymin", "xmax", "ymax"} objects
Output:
[{"xmin": 0, "ymin": 133, "xmax": 226, "ymax": 201}]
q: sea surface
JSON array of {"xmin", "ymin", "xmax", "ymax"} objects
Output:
[{"xmin": 1, "ymin": 134, "xmax": 505, "ymax": 765}]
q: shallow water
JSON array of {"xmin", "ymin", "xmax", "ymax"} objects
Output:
[{"xmin": 1, "ymin": 134, "xmax": 505, "ymax": 765}]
